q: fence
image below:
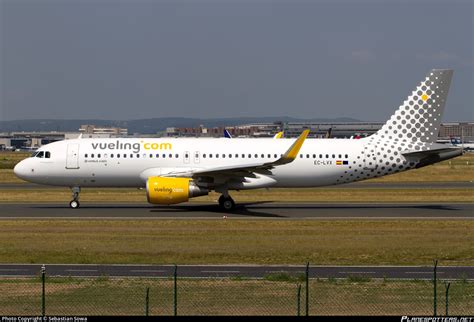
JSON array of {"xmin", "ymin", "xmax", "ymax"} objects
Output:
[{"xmin": 1, "ymin": 264, "xmax": 473, "ymax": 316}]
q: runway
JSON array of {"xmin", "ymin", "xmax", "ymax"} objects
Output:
[
  {"xmin": 0, "ymin": 202, "xmax": 473, "ymax": 219},
  {"xmin": 0, "ymin": 263, "xmax": 472, "ymax": 280}
]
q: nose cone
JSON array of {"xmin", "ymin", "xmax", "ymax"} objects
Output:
[{"xmin": 13, "ymin": 160, "xmax": 29, "ymax": 181}]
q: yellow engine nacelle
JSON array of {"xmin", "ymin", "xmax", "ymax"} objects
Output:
[{"xmin": 146, "ymin": 177, "xmax": 208, "ymax": 205}]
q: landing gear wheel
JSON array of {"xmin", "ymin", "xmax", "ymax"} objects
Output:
[
  {"xmin": 69, "ymin": 200, "xmax": 80, "ymax": 209},
  {"xmin": 218, "ymin": 195, "xmax": 226, "ymax": 206},
  {"xmin": 219, "ymin": 196, "xmax": 235, "ymax": 211},
  {"xmin": 70, "ymin": 186, "xmax": 81, "ymax": 209}
]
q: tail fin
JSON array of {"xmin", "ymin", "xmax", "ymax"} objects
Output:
[
  {"xmin": 373, "ymin": 69, "xmax": 453, "ymax": 143},
  {"xmin": 224, "ymin": 129, "xmax": 232, "ymax": 138}
]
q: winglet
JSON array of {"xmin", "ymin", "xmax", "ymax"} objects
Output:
[
  {"xmin": 273, "ymin": 131, "xmax": 284, "ymax": 139},
  {"xmin": 275, "ymin": 129, "xmax": 309, "ymax": 165}
]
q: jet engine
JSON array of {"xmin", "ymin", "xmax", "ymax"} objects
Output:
[{"xmin": 146, "ymin": 177, "xmax": 208, "ymax": 205}]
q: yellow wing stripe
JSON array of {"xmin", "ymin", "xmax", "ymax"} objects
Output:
[
  {"xmin": 274, "ymin": 131, "xmax": 284, "ymax": 139},
  {"xmin": 282, "ymin": 129, "xmax": 310, "ymax": 161}
]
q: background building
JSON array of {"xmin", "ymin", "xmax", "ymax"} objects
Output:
[{"xmin": 1, "ymin": 122, "xmax": 472, "ymax": 151}]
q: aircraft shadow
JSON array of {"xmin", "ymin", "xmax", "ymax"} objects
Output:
[{"xmin": 149, "ymin": 201, "xmax": 287, "ymax": 218}]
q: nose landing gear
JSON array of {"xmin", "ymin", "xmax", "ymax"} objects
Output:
[{"xmin": 69, "ymin": 186, "xmax": 81, "ymax": 209}]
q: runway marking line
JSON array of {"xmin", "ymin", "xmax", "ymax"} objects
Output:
[{"xmin": 200, "ymin": 270, "xmax": 241, "ymax": 273}]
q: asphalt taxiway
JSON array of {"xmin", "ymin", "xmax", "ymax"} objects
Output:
[{"xmin": 0, "ymin": 202, "xmax": 472, "ymax": 219}]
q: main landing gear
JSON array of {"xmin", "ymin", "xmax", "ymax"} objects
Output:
[
  {"xmin": 218, "ymin": 195, "xmax": 236, "ymax": 211},
  {"xmin": 69, "ymin": 186, "xmax": 81, "ymax": 209}
]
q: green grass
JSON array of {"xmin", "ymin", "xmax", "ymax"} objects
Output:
[
  {"xmin": 0, "ymin": 151, "xmax": 29, "ymax": 169},
  {"xmin": 0, "ymin": 277, "xmax": 472, "ymax": 315},
  {"xmin": 0, "ymin": 220, "xmax": 472, "ymax": 266}
]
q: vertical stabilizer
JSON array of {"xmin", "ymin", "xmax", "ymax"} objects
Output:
[{"xmin": 374, "ymin": 69, "xmax": 453, "ymax": 143}]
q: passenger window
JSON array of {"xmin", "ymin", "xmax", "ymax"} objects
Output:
[
  {"xmin": 150, "ymin": 154, "xmax": 153, "ymax": 158},
  {"xmin": 228, "ymin": 154, "xmax": 232, "ymax": 158},
  {"xmin": 117, "ymin": 154, "xmax": 120, "ymax": 158},
  {"xmin": 338, "ymin": 154, "xmax": 342, "ymax": 158},
  {"xmin": 185, "ymin": 153, "xmax": 189, "ymax": 158},
  {"xmin": 222, "ymin": 154, "xmax": 225, "ymax": 158},
  {"xmin": 242, "ymin": 154, "xmax": 245, "ymax": 158},
  {"xmin": 123, "ymin": 154, "xmax": 127, "ymax": 158},
  {"xmin": 175, "ymin": 154, "xmax": 179, "ymax": 158},
  {"xmin": 267, "ymin": 154, "xmax": 271, "ymax": 158},
  {"xmin": 91, "ymin": 154, "xmax": 95, "ymax": 158},
  {"xmin": 300, "ymin": 154, "xmax": 303, "ymax": 158},
  {"xmin": 203, "ymin": 154, "xmax": 207, "ymax": 158},
  {"xmin": 156, "ymin": 154, "xmax": 159, "ymax": 158},
  {"xmin": 209, "ymin": 154, "xmax": 213, "ymax": 158},
  {"xmin": 130, "ymin": 154, "xmax": 133, "ymax": 158},
  {"xmin": 332, "ymin": 154, "xmax": 335, "ymax": 158},
  {"xmin": 85, "ymin": 154, "xmax": 88, "ymax": 158},
  {"xmin": 136, "ymin": 154, "xmax": 140, "ymax": 158},
  {"xmin": 111, "ymin": 154, "xmax": 114, "ymax": 158},
  {"xmin": 261, "ymin": 154, "xmax": 264, "ymax": 158},
  {"xmin": 235, "ymin": 154, "xmax": 238, "ymax": 158},
  {"xmin": 162, "ymin": 154, "xmax": 166, "ymax": 158},
  {"xmin": 306, "ymin": 154, "xmax": 310, "ymax": 158},
  {"xmin": 312, "ymin": 154, "xmax": 316, "ymax": 158},
  {"xmin": 319, "ymin": 154, "xmax": 323, "ymax": 158},
  {"xmin": 169, "ymin": 154, "xmax": 172, "ymax": 158},
  {"xmin": 345, "ymin": 154, "xmax": 348, "ymax": 158},
  {"xmin": 274, "ymin": 154, "xmax": 277, "ymax": 158},
  {"xmin": 248, "ymin": 154, "xmax": 251, "ymax": 158},
  {"xmin": 254, "ymin": 154, "xmax": 258, "ymax": 158},
  {"xmin": 325, "ymin": 154, "xmax": 329, "ymax": 158},
  {"xmin": 98, "ymin": 154, "xmax": 101, "ymax": 158}
]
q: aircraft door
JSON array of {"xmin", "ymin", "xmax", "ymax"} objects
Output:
[
  {"xmin": 194, "ymin": 151, "xmax": 200, "ymax": 164},
  {"xmin": 66, "ymin": 143, "xmax": 80, "ymax": 169}
]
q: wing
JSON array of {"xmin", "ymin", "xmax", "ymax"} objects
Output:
[{"xmin": 163, "ymin": 130, "xmax": 309, "ymax": 178}]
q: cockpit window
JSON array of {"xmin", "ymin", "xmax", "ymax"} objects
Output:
[
  {"xmin": 36, "ymin": 151, "xmax": 44, "ymax": 158},
  {"xmin": 45, "ymin": 152, "xmax": 51, "ymax": 158},
  {"xmin": 31, "ymin": 151, "xmax": 39, "ymax": 157}
]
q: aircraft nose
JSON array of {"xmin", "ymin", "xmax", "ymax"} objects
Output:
[{"xmin": 13, "ymin": 160, "xmax": 29, "ymax": 180}]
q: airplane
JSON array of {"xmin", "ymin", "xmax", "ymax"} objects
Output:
[
  {"xmin": 448, "ymin": 138, "xmax": 474, "ymax": 151},
  {"xmin": 225, "ymin": 129, "xmax": 284, "ymax": 139},
  {"xmin": 14, "ymin": 69, "xmax": 463, "ymax": 210},
  {"xmin": 273, "ymin": 131, "xmax": 284, "ymax": 139},
  {"xmin": 223, "ymin": 129, "xmax": 232, "ymax": 138}
]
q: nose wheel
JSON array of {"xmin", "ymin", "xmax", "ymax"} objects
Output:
[
  {"xmin": 218, "ymin": 195, "xmax": 236, "ymax": 211},
  {"xmin": 69, "ymin": 200, "xmax": 80, "ymax": 209},
  {"xmin": 70, "ymin": 186, "xmax": 81, "ymax": 209}
]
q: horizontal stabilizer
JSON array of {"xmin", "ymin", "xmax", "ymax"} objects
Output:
[{"xmin": 402, "ymin": 146, "xmax": 463, "ymax": 168}]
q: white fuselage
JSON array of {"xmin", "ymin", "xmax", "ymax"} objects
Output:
[{"xmin": 14, "ymin": 137, "xmax": 386, "ymax": 188}]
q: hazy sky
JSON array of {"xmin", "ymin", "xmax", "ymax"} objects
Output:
[{"xmin": 1, "ymin": 0, "xmax": 472, "ymax": 122}]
